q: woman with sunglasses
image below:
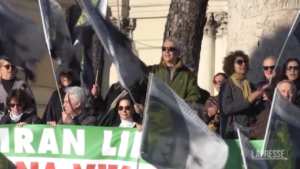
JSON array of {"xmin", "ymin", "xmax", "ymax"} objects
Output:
[
  {"xmin": 280, "ymin": 58, "xmax": 300, "ymax": 106},
  {"xmin": 204, "ymin": 73, "xmax": 227, "ymax": 133},
  {"xmin": 42, "ymin": 71, "xmax": 79, "ymax": 123},
  {"xmin": 0, "ymin": 58, "xmax": 36, "ymax": 119},
  {"xmin": 103, "ymin": 96, "xmax": 143, "ymax": 130},
  {"xmin": 0, "ymin": 89, "xmax": 41, "ymax": 125},
  {"xmin": 219, "ymin": 51, "xmax": 266, "ymax": 139}
]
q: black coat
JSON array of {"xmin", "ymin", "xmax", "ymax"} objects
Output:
[
  {"xmin": 41, "ymin": 88, "xmax": 66, "ymax": 123},
  {"xmin": 0, "ymin": 113, "xmax": 41, "ymax": 124}
]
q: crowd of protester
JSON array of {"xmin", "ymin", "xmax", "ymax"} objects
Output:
[{"xmin": 0, "ymin": 38, "xmax": 299, "ymax": 140}]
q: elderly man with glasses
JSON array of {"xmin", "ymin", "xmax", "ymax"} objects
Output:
[{"xmin": 48, "ymin": 86, "xmax": 96, "ymax": 126}]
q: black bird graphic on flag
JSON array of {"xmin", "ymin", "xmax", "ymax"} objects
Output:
[
  {"xmin": 38, "ymin": 0, "xmax": 80, "ymax": 73},
  {"xmin": 0, "ymin": 0, "xmax": 46, "ymax": 81},
  {"xmin": 76, "ymin": 0, "xmax": 148, "ymax": 91}
]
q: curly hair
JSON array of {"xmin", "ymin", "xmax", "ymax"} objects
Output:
[
  {"xmin": 6, "ymin": 89, "xmax": 29, "ymax": 111},
  {"xmin": 222, "ymin": 50, "xmax": 250, "ymax": 76}
]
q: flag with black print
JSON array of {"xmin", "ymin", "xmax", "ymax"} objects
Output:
[
  {"xmin": 73, "ymin": 27, "xmax": 95, "ymax": 95},
  {"xmin": 0, "ymin": 0, "xmax": 46, "ymax": 81},
  {"xmin": 140, "ymin": 73, "xmax": 229, "ymax": 169},
  {"xmin": 262, "ymin": 89, "xmax": 300, "ymax": 169},
  {"xmin": 38, "ymin": 0, "xmax": 80, "ymax": 73},
  {"xmin": 76, "ymin": 0, "xmax": 148, "ymax": 91}
]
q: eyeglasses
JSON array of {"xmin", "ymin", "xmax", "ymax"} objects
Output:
[
  {"xmin": 213, "ymin": 80, "xmax": 224, "ymax": 85},
  {"xmin": 162, "ymin": 47, "xmax": 177, "ymax": 52},
  {"xmin": 263, "ymin": 66, "xmax": 275, "ymax": 71},
  {"xmin": 286, "ymin": 66, "xmax": 299, "ymax": 71},
  {"xmin": 2, "ymin": 64, "xmax": 15, "ymax": 70},
  {"xmin": 118, "ymin": 106, "xmax": 131, "ymax": 111},
  {"xmin": 235, "ymin": 60, "xmax": 247, "ymax": 66},
  {"xmin": 9, "ymin": 103, "xmax": 23, "ymax": 108}
]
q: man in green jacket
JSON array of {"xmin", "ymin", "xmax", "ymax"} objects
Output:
[{"xmin": 140, "ymin": 38, "xmax": 201, "ymax": 103}]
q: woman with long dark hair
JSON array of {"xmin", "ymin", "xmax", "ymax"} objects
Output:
[{"xmin": 280, "ymin": 58, "xmax": 300, "ymax": 106}]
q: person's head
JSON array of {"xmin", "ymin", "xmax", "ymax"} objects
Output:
[
  {"xmin": 282, "ymin": 58, "xmax": 300, "ymax": 81},
  {"xmin": 162, "ymin": 38, "xmax": 181, "ymax": 65},
  {"xmin": 277, "ymin": 80, "xmax": 297, "ymax": 102},
  {"xmin": 63, "ymin": 86, "xmax": 86, "ymax": 116},
  {"xmin": 223, "ymin": 50, "xmax": 249, "ymax": 76},
  {"xmin": 6, "ymin": 89, "xmax": 29, "ymax": 115},
  {"xmin": 117, "ymin": 97, "xmax": 134, "ymax": 120},
  {"xmin": 263, "ymin": 56, "xmax": 276, "ymax": 80},
  {"xmin": 213, "ymin": 73, "xmax": 228, "ymax": 92},
  {"xmin": 59, "ymin": 71, "xmax": 73, "ymax": 87},
  {"xmin": 0, "ymin": 59, "xmax": 17, "ymax": 80}
]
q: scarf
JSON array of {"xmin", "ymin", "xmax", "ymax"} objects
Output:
[
  {"xmin": 10, "ymin": 113, "xmax": 23, "ymax": 122},
  {"xmin": 231, "ymin": 73, "xmax": 252, "ymax": 99},
  {"xmin": 119, "ymin": 118, "xmax": 135, "ymax": 128}
]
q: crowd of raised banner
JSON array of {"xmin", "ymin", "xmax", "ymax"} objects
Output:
[{"xmin": 0, "ymin": 0, "xmax": 300, "ymax": 168}]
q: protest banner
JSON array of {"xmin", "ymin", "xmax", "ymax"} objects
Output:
[
  {"xmin": 0, "ymin": 124, "xmax": 264, "ymax": 169},
  {"xmin": 0, "ymin": 124, "xmax": 154, "ymax": 169}
]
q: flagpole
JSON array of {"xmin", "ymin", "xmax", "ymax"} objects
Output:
[
  {"xmin": 94, "ymin": 45, "xmax": 102, "ymax": 84},
  {"xmin": 116, "ymin": 0, "xmax": 121, "ymax": 29},
  {"xmin": 269, "ymin": 10, "xmax": 300, "ymax": 85},
  {"xmin": 48, "ymin": 55, "xmax": 64, "ymax": 111},
  {"xmin": 38, "ymin": 0, "xmax": 64, "ymax": 111}
]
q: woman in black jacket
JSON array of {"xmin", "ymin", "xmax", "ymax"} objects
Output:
[
  {"xmin": 0, "ymin": 89, "xmax": 41, "ymax": 126},
  {"xmin": 98, "ymin": 96, "xmax": 143, "ymax": 130}
]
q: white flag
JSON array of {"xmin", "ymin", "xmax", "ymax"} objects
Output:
[{"xmin": 140, "ymin": 73, "xmax": 228, "ymax": 169}]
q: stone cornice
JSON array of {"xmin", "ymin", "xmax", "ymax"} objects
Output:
[
  {"xmin": 207, "ymin": 0, "xmax": 228, "ymax": 13},
  {"xmin": 129, "ymin": 4, "xmax": 170, "ymax": 18}
]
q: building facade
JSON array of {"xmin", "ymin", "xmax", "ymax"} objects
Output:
[{"xmin": 11, "ymin": 0, "xmax": 228, "ymax": 116}]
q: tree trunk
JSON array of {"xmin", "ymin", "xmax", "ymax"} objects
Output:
[{"xmin": 163, "ymin": 0, "xmax": 209, "ymax": 69}]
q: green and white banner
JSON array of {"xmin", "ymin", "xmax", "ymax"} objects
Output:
[
  {"xmin": 0, "ymin": 124, "xmax": 155, "ymax": 169},
  {"xmin": 0, "ymin": 124, "xmax": 264, "ymax": 169}
]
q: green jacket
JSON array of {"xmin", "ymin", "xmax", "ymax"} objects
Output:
[{"xmin": 140, "ymin": 60, "xmax": 201, "ymax": 102}]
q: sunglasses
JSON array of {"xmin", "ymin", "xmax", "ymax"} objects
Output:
[
  {"xmin": 235, "ymin": 60, "xmax": 247, "ymax": 66},
  {"xmin": 263, "ymin": 66, "xmax": 275, "ymax": 71},
  {"xmin": 118, "ymin": 106, "xmax": 131, "ymax": 111},
  {"xmin": 9, "ymin": 103, "xmax": 23, "ymax": 108},
  {"xmin": 213, "ymin": 79, "xmax": 224, "ymax": 85},
  {"xmin": 2, "ymin": 64, "xmax": 15, "ymax": 70},
  {"xmin": 286, "ymin": 66, "xmax": 299, "ymax": 71},
  {"xmin": 162, "ymin": 47, "xmax": 177, "ymax": 52}
]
